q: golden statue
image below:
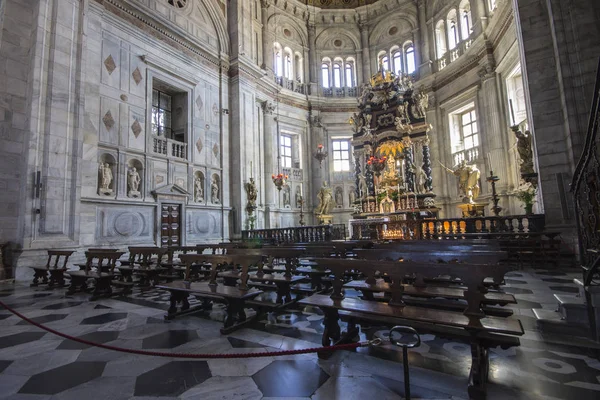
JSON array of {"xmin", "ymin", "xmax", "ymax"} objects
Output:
[{"xmin": 441, "ymin": 160, "xmax": 481, "ymax": 204}]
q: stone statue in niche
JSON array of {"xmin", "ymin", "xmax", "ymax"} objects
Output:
[
  {"xmin": 194, "ymin": 176, "xmax": 204, "ymax": 202},
  {"xmin": 358, "ymin": 175, "xmax": 368, "ymax": 199},
  {"xmin": 514, "ymin": 129, "xmax": 535, "ymax": 175},
  {"xmin": 211, "ymin": 177, "xmax": 220, "ymax": 204},
  {"xmin": 349, "ymin": 189, "xmax": 356, "ymax": 205},
  {"xmin": 295, "ymin": 186, "xmax": 302, "ymax": 208},
  {"xmin": 283, "ymin": 185, "xmax": 291, "ymax": 208},
  {"xmin": 99, "ymin": 163, "xmax": 113, "ymax": 195},
  {"xmin": 335, "ymin": 187, "xmax": 343, "ymax": 207},
  {"xmin": 315, "ymin": 181, "xmax": 334, "ymax": 215},
  {"xmin": 127, "ymin": 167, "xmax": 141, "ymax": 198}
]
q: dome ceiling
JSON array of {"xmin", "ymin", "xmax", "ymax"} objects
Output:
[{"xmin": 306, "ymin": 0, "xmax": 380, "ymax": 9}]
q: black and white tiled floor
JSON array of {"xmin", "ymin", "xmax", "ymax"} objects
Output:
[{"xmin": 1, "ymin": 266, "xmax": 600, "ymax": 400}]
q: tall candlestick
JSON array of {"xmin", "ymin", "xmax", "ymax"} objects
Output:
[
  {"xmin": 486, "ymin": 153, "xmax": 492, "ymax": 171},
  {"xmin": 250, "ymin": 161, "xmax": 253, "ymax": 178}
]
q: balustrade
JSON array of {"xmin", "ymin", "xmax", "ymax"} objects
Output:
[
  {"xmin": 152, "ymin": 135, "xmax": 188, "ymax": 160},
  {"xmin": 242, "ymin": 224, "xmax": 347, "ymax": 244}
]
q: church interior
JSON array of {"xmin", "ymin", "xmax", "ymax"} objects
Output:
[{"xmin": 1, "ymin": 0, "xmax": 600, "ymax": 398}]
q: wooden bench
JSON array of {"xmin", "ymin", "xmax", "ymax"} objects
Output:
[
  {"xmin": 30, "ymin": 250, "xmax": 75, "ymax": 288},
  {"xmin": 298, "ymin": 258, "xmax": 523, "ymax": 399},
  {"xmin": 156, "ymin": 254, "xmax": 265, "ymax": 333},
  {"xmin": 66, "ymin": 251, "xmax": 126, "ymax": 300},
  {"xmin": 117, "ymin": 247, "xmax": 168, "ymax": 286}
]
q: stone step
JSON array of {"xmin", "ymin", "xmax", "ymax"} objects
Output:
[
  {"xmin": 532, "ymin": 308, "xmax": 590, "ymax": 337},
  {"xmin": 554, "ymin": 294, "xmax": 589, "ymax": 324}
]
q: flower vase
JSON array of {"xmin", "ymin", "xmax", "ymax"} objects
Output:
[{"xmin": 524, "ymin": 203, "xmax": 533, "ymax": 215}]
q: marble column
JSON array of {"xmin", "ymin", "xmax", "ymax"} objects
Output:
[
  {"xmin": 260, "ymin": 0, "xmax": 273, "ymax": 73},
  {"xmin": 359, "ymin": 22, "xmax": 372, "ymax": 83},
  {"xmin": 416, "ymin": 0, "xmax": 432, "ymax": 77},
  {"xmin": 470, "ymin": 0, "xmax": 488, "ymax": 37},
  {"xmin": 262, "ymin": 101, "xmax": 276, "ymax": 227}
]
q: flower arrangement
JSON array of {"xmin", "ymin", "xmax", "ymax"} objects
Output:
[
  {"xmin": 272, "ymin": 173, "xmax": 288, "ymax": 191},
  {"xmin": 515, "ymin": 183, "xmax": 536, "ymax": 214},
  {"xmin": 367, "ymin": 155, "xmax": 387, "ymax": 176}
]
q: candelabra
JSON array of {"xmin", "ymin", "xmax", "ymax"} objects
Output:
[
  {"xmin": 486, "ymin": 170, "xmax": 502, "ymax": 217},
  {"xmin": 314, "ymin": 144, "xmax": 328, "ymax": 168},
  {"xmin": 298, "ymin": 196, "xmax": 305, "ymax": 226}
]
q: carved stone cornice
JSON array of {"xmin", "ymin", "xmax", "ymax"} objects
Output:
[{"xmin": 96, "ymin": 0, "xmax": 226, "ymax": 70}]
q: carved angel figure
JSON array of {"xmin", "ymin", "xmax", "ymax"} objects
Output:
[{"xmin": 315, "ymin": 181, "xmax": 334, "ymax": 215}]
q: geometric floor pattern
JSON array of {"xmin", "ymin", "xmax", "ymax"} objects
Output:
[{"xmin": 1, "ymin": 265, "xmax": 600, "ymax": 399}]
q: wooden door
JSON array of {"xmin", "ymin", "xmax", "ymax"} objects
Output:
[{"xmin": 161, "ymin": 204, "xmax": 181, "ymax": 247}]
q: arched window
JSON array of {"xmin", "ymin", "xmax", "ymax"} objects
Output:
[
  {"xmin": 488, "ymin": 0, "xmax": 497, "ymax": 12},
  {"xmin": 447, "ymin": 10, "xmax": 458, "ymax": 50},
  {"xmin": 345, "ymin": 62, "xmax": 355, "ymax": 87},
  {"xmin": 392, "ymin": 48, "xmax": 402, "ymax": 74},
  {"xmin": 295, "ymin": 53, "xmax": 303, "ymax": 82},
  {"xmin": 435, "ymin": 20, "xmax": 447, "ymax": 58},
  {"xmin": 460, "ymin": 1, "xmax": 472, "ymax": 39},
  {"xmin": 333, "ymin": 63, "xmax": 342, "ymax": 88},
  {"xmin": 404, "ymin": 43, "xmax": 416, "ymax": 74},
  {"xmin": 283, "ymin": 48, "xmax": 293, "ymax": 80},
  {"xmin": 321, "ymin": 63, "xmax": 330, "ymax": 88},
  {"xmin": 274, "ymin": 43, "xmax": 283, "ymax": 77}
]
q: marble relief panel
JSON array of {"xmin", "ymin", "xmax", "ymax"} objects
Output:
[
  {"xmin": 150, "ymin": 159, "xmax": 169, "ymax": 191},
  {"xmin": 193, "ymin": 125, "xmax": 206, "ymax": 165},
  {"xmin": 129, "ymin": 52, "xmax": 146, "ymax": 99},
  {"xmin": 96, "ymin": 206, "xmax": 154, "ymax": 241},
  {"xmin": 186, "ymin": 209, "xmax": 222, "ymax": 240},
  {"xmin": 99, "ymin": 97, "xmax": 119, "ymax": 144},
  {"xmin": 173, "ymin": 162, "xmax": 188, "ymax": 190}
]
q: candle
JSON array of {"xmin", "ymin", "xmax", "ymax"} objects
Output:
[
  {"xmin": 509, "ymin": 99, "xmax": 516, "ymax": 126},
  {"xmin": 487, "ymin": 153, "xmax": 492, "ymax": 170}
]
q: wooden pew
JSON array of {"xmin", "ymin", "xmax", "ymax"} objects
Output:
[
  {"xmin": 298, "ymin": 258, "xmax": 523, "ymax": 399},
  {"xmin": 66, "ymin": 251, "xmax": 126, "ymax": 300},
  {"xmin": 117, "ymin": 247, "xmax": 168, "ymax": 286},
  {"xmin": 156, "ymin": 254, "xmax": 264, "ymax": 333},
  {"xmin": 30, "ymin": 250, "xmax": 75, "ymax": 288}
]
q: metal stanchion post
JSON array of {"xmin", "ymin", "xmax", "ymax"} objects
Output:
[{"xmin": 389, "ymin": 326, "xmax": 421, "ymax": 400}]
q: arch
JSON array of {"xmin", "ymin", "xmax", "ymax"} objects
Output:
[
  {"xmin": 435, "ymin": 20, "xmax": 447, "ymax": 58},
  {"xmin": 459, "ymin": 0, "xmax": 472, "ymax": 40},
  {"xmin": 447, "ymin": 9, "xmax": 459, "ymax": 50},
  {"xmin": 267, "ymin": 13, "xmax": 308, "ymax": 47},
  {"xmin": 195, "ymin": 0, "xmax": 230, "ymax": 54},
  {"xmin": 368, "ymin": 13, "xmax": 417, "ymax": 45},
  {"xmin": 273, "ymin": 42, "xmax": 283, "ymax": 77},
  {"xmin": 403, "ymin": 41, "xmax": 416, "ymax": 74},
  {"xmin": 294, "ymin": 51, "xmax": 303, "ymax": 82},
  {"xmin": 315, "ymin": 27, "xmax": 360, "ymax": 50}
]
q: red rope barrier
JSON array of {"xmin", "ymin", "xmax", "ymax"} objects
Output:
[{"xmin": 0, "ymin": 300, "xmax": 366, "ymax": 358}]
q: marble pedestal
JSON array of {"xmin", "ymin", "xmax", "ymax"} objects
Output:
[
  {"xmin": 457, "ymin": 203, "xmax": 486, "ymax": 218},
  {"xmin": 316, "ymin": 214, "xmax": 333, "ymax": 225}
]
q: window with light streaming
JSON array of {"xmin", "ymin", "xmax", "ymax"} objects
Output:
[
  {"xmin": 405, "ymin": 44, "xmax": 416, "ymax": 73},
  {"xmin": 152, "ymin": 90, "xmax": 171, "ymax": 137},
  {"xmin": 333, "ymin": 64, "xmax": 342, "ymax": 88},
  {"xmin": 333, "ymin": 140, "xmax": 351, "ymax": 172},
  {"xmin": 345, "ymin": 63, "xmax": 354, "ymax": 87},
  {"xmin": 281, "ymin": 135, "xmax": 293, "ymax": 168},
  {"xmin": 322, "ymin": 63, "xmax": 330, "ymax": 88},
  {"xmin": 392, "ymin": 50, "xmax": 402, "ymax": 74},
  {"xmin": 461, "ymin": 109, "xmax": 479, "ymax": 151}
]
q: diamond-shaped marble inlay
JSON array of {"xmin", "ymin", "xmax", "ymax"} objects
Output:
[
  {"xmin": 212, "ymin": 143, "xmax": 219, "ymax": 157},
  {"xmin": 135, "ymin": 361, "xmax": 212, "ymax": 396},
  {"xmin": 196, "ymin": 138, "xmax": 203, "ymax": 153},
  {"xmin": 196, "ymin": 95, "xmax": 203, "ymax": 111},
  {"xmin": 80, "ymin": 312, "xmax": 127, "ymax": 325},
  {"xmin": 252, "ymin": 360, "xmax": 329, "ymax": 397},
  {"xmin": 131, "ymin": 119, "xmax": 142, "ymax": 138},
  {"xmin": 141, "ymin": 330, "xmax": 198, "ymax": 349},
  {"xmin": 18, "ymin": 361, "xmax": 106, "ymax": 395},
  {"xmin": 103, "ymin": 110, "xmax": 115, "ymax": 131},
  {"xmin": 0, "ymin": 332, "xmax": 46, "ymax": 349},
  {"xmin": 132, "ymin": 67, "xmax": 142, "ymax": 85},
  {"xmin": 104, "ymin": 55, "xmax": 116, "ymax": 75}
]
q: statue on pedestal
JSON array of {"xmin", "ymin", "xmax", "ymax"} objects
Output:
[
  {"xmin": 283, "ymin": 185, "xmax": 291, "ymax": 208},
  {"xmin": 194, "ymin": 176, "xmax": 204, "ymax": 202},
  {"xmin": 244, "ymin": 177, "xmax": 257, "ymax": 209},
  {"xmin": 514, "ymin": 128, "xmax": 535, "ymax": 175},
  {"xmin": 127, "ymin": 167, "xmax": 141, "ymax": 198},
  {"xmin": 441, "ymin": 160, "xmax": 480, "ymax": 204},
  {"xmin": 211, "ymin": 177, "xmax": 220, "ymax": 204},
  {"xmin": 99, "ymin": 163, "xmax": 113, "ymax": 195},
  {"xmin": 315, "ymin": 181, "xmax": 334, "ymax": 215}
]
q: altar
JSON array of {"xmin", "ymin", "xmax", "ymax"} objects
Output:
[{"xmin": 349, "ymin": 66, "xmax": 439, "ymax": 240}]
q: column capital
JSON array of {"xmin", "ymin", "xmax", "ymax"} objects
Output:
[
  {"xmin": 260, "ymin": 0, "xmax": 271, "ymax": 9},
  {"xmin": 478, "ymin": 63, "xmax": 496, "ymax": 81},
  {"xmin": 262, "ymin": 101, "xmax": 276, "ymax": 115}
]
